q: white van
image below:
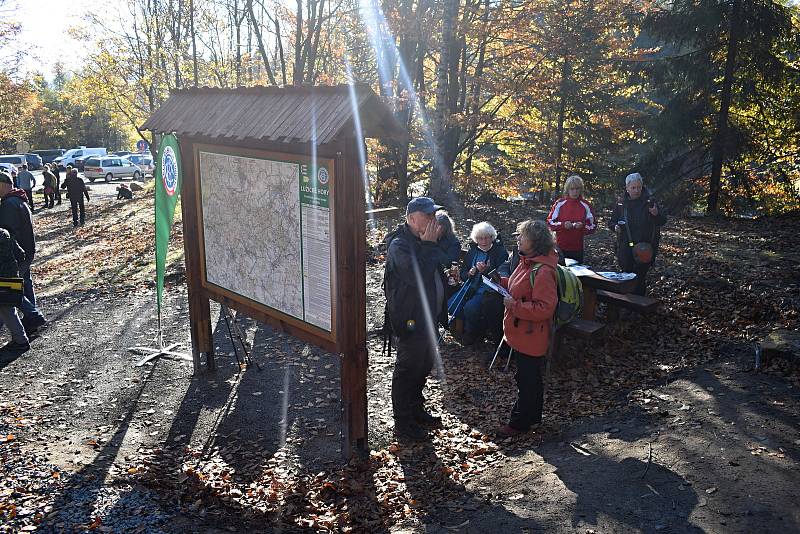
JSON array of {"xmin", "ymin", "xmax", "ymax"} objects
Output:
[{"xmin": 54, "ymin": 147, "xmax": 107, "ymax": 169}]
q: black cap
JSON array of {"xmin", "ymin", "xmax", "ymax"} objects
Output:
[{"xmin": 0, "ymin": 172, "xmax": 12, "ymax": 185}]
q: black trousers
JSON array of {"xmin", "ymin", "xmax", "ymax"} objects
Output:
[
  {"xmin": 392, "ymin": 334, "xmax": 435, "ymax": 422},
  {"xmin": 55, "ymin": 178, "xmax": 62, "ymax": 203},
  {"xmin": 509, "ymin": 353, "xmax": 545, "ymax": 431},
  {"xmin": 70, "ymin": 196, "xmax": 85, "ymax": 226},
  {"xmin": 24, "ymin": 189, "xmax": 33, "ymax": 210},
  {"xmin": 618, "ymin": 245, "xmax": 650, "ymax": 296}
]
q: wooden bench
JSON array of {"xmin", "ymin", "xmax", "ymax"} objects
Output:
[
  {"xmin": 596, "ymin": 290, "xmax": 659, "ymax": 317},
  {"xmin": 558, "ymin": 318, "xmax": 606, "ymax": 341}
]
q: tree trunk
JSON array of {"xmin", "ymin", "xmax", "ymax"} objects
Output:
[
  {"xmin": 553, "ymin": 59, "xmax": 569, "ymax": 198},
  {"xmin": 707, "ymin": 0, "xmax": 742, "ymax": 214},
  {"xmin": 247, "ymin": 0, "xmax": 278, "ymax": 85},
  {"xmin": 430, "ymin": 0, "xmax": 459, "ymax": 201}
]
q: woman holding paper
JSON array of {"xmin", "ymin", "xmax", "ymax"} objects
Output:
[
  {"xmin": 496, "ymin": 219, "xmax": 558, "ymax": 439},
  {"xmin": 448, "ymin": 222, "xmax": 508, "ymax": 345}
]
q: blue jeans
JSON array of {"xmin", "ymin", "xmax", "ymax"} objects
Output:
[
  {"xmin": 448, "ymin": 284, "xmax": 488, "ymax": 334},
  {"xmin": 19, "ymin": 266, "xmax": 42, "ymax": 319},
  {"xmin": 0, "ymin": 305, "xmax": 28, "ymax": 343}
]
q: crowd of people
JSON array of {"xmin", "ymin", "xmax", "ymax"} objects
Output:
[
  {"xmin": 384, "ymin": 172, "xmax": 667, "ymax": 441},
  {"xmin": 0, "ymin": 161, "xmax": 104, "ymax": 352}
]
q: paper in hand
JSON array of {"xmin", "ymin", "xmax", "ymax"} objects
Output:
[{"xmin": 482, "ymin": 276, "xmax": 512, "ymax": 299}]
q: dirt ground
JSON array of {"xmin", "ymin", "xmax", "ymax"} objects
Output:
[{"xmin": 1, "ymin": 190, "xmax": 798, "ymax": 533}]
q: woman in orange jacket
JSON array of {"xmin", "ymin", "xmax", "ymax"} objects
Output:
[{"xmin": 497, "ymin": 220, "xmax": 558, "ymax": 438}]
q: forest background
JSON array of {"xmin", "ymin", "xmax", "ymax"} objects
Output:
[{"xmin": 1, "ymin": 0, "xmax": 799, "ymax": 215}]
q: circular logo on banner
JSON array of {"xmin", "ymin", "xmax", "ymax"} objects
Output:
[
  {"xmin": 162, "ymin": 146, "xmax": 178, "ymax": 196},
  {"xmin": 317, "ymin": 167, "xmax": 329, "ymax": 185}
]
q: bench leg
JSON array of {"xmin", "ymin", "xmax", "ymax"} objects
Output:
[{"xmin": 583, "ymin": 288, "xmax": 597, "ymax": 320}]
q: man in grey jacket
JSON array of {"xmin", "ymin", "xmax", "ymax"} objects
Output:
[{"xmin": 15, "ymin": 164, "xmax": 35, "ymax": 211}]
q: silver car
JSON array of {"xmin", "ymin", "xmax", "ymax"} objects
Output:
[{"xmin": 83, "ymin": 156, "xmax": 142, "ymax": 183}]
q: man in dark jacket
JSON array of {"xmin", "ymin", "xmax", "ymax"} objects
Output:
[
  {"xmin": 385, "ymin": 196, "xmax": 447, "ymax": 440},
  {"xmin": 0, "ymin": 172, "xmax": 46, "ymax": 335},
  {"xmin": 62, "ymin": 168, "xmax": 90, "ymax": 227},
  {"xmin": 608, "ymin": 172, "xmax": 667, "ymax": 295}
]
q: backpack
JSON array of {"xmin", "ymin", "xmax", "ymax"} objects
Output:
[
  {"xmin": 530, "ymin": 263, "xmax": 582, "ymax": 328},
  {"xmin": 380, "ymin": 226, "xmax": 404, "ymax": 354}
]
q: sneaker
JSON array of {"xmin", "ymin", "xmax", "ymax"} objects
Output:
[
  {"xmin": 414, "ymin": 409, "xmax": 442, "ymax": 427},
  {"xmin": 1, "ymin": 340, "xmax": 30, "ymax": 352},
  {"xmin": 495, "ymin": 424, "xmax": 527, "ymax": 439},
  {"xmin": 394, "ymin": 420, "xmax": 428, "ymax": 441}
]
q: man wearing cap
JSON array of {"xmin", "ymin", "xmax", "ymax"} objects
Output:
[
  {"xmin": 0, "ymin": 172, "xmax": 46, "ymax": 336},
  {"xmin": 384, "ymin": 196, "xmax": 447, "ymax": 440}
]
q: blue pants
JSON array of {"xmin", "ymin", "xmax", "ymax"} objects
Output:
[
  {"xmin": 19, "ymin": 266, "xmax": 43, "ymax": 319},
  {"xmin": 448, "ymin": 285, "xmax": 488, "ymax": 334}
]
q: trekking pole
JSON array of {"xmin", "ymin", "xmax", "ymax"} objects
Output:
[
  {"xmin": 220, "ymin": 305, "xmax": 244, "ymax": 369},
  {"xmin": 438, "ymin": 272, "xmax": 481, "ymax": 345},
  {"xmin": 228, "ymin": 307, "xmax": 262, "ymax": 371}
]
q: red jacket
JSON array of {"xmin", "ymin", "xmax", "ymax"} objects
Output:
[
  {"xmin": 547, "ymin": 196, "xmax": 596, "ymax": 252},
  {"xmin": 500, "ymin": 249, "xmax": 558, "ymax": 357}
]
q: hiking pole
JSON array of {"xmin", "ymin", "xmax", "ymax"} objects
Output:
[
  {"xmin": 438, "ymin": 270, "xmax": 484, "ymax": 345},
  {"xmin": 220, "ymin": 304, "xmax": 244, "ymax": 369},
  {"xmin": 225, "ymin": 305, "xmax": 262, "ymax": 371}
]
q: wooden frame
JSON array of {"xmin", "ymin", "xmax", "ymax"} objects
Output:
[
  {"xmin": 191, "ymin": 143, "xmax": 338, "ymax": 350},
  {"xmin": 178, "ymin": 135, "xmax": 368, "ymax": 455}
]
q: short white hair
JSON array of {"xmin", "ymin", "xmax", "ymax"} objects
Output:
[
  {"xmin": 470, "ymin": 221, "xmax": 497, "ymax": 242},
  {"xmin": 625, "ymin": 172, "xmax": 644, "ymax": 187}
]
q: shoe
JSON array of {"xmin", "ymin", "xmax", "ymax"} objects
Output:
[
  {"xmin": 462, "ymin": 331, "xmax": 477, "ymax": 346},
  {"xmin": 496, "ymin": 424, "xmax": 527, "ymax": 439},
  {"xmin": 414, "ymin": 409, "xmax": 442, "ymax": 427},
  {"xmin": 22, "ymin": 315, "xmax": 46, "ymax": 336},
  {"xmin": 1, "ymin": 340, "xmax": 30, "ymax": 352},
  {"xmin": 394, "ymin": 420, "xmax": 428, "ymax": 441}
]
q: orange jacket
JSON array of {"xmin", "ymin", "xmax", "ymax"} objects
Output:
[{"xmin": 501, "ymin": 249, "xmax": 558, "ymax": 357}]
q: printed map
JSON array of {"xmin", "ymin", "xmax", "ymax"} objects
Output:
[{"xmin": 199, "ymin": 151, "xmax": 303, "ymax": 319}]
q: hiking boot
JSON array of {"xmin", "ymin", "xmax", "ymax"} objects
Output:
[
  {"xmin": 394, "ymin": 420, "xmax": 428, "ymax": 441},
  {"xmin": 22, "ymin": 315, "xmax": 46, "ymax": 335},
  {"xmin": 462, "ymin": 331, "xmax": 477, "ymax": 346},
  {"xmin": 495, "ymin": 424, "xmax": 527, "ymax": 439},
  {"xmin": 414, "ymin": 409, "xmax": 442, "ymax": 427},
  {"xmin": 1, "ymin": 340, "xmax": 30, "ymax": 352}
]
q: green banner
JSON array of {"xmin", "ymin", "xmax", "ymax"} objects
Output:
[{"xmin": 155, "ymin": 134, "xmax": 182, "ymax": 311}]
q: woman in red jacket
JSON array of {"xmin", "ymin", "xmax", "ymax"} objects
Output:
[
  {"xmin": 497, "ymin": 220, "xmax": 558, "ymax": 438},
  {"xmin": 546, "ymin": 174, "xmax": 596, "ymax": 263}
]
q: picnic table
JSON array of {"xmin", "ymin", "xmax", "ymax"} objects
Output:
[{"xmin": 572, "ymin": 268, "xmax": 638, "ymax": 320}]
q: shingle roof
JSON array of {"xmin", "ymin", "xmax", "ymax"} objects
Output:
[{"xmin": 141, "ymin": 84, "xmax": 404, "ymax": 145}]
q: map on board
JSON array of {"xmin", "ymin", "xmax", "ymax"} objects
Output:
[{"xmin": 198, "ymin": 151, "xmax": 333, "ymax": 332}]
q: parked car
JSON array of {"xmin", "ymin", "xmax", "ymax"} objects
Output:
[
  {"xmin": 24, "ymin": 153, "xmax": 43, "ymax": 170},
  {"xmin": 54, "ymin": 147, "xmax": 107, "ymax": 169},
  {"xmin": 0, "ymin": 154, "xmax": 27, "ymax": 168},
  {"xmin": 74, "ymin": 154, "xmax": 94, "ymax": 172},
  {"xmin": 32, "ymin": 149, "xmax": 65, "ymax": 164},
  {"xmin": 113, "ymin": 150, "xmax": 132, "ymax": 157},
  {"xmin": 0, "ymin": 163, "xmax": 17, "ymax": 175},
  {"xmin": 83, "ymin": 156, "xmax": 142, "ymax": 182},
  {"xmin": 126, "ymin": 154, "xmax": 154, "ymax": 176}
]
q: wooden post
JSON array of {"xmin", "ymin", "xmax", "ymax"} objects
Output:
[
  {"xmin": 179, "ymin": 139, "xmax": 214, "ymax": 372},
  {"xmin": 336, "ymin": 138, "xmax": 368, "ymax": 455}
]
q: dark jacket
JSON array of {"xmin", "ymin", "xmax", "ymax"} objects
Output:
[
  {"xmin": 0, "ymin": 227, "xmax": 26, "ymax": 278},
  {"xmin": 433, "ymin": 232, "xmax": 462, "ymax": 268},
  {"xmin": 608, "ymin": 189, "xmax": 667, "ymax": 261},
  {"xmin": 62, "ymin": 174, "xmax": 89, "ymax": 200},
  {"xmin": 385, "ymin": 223, "xmax": 448, "ymax": 337},
  {"xmin": 0, "ymin": 190, "xmax": 35, "ymax": 266},
  {"xmin": 459, "ymin": 240, "xmax": 509, "ymax": 283}
]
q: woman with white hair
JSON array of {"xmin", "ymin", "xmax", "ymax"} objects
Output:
[
  {"xmin": 448, "ymin": 221, "xmax": 509, "ymax": 344},
  {"xmin": 546, "ymin": 174, "xmax": 596, "ymax": 263},
  {"xmin": 608, "ymin": 172, "xmax": 667, "ymax": 295}
]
